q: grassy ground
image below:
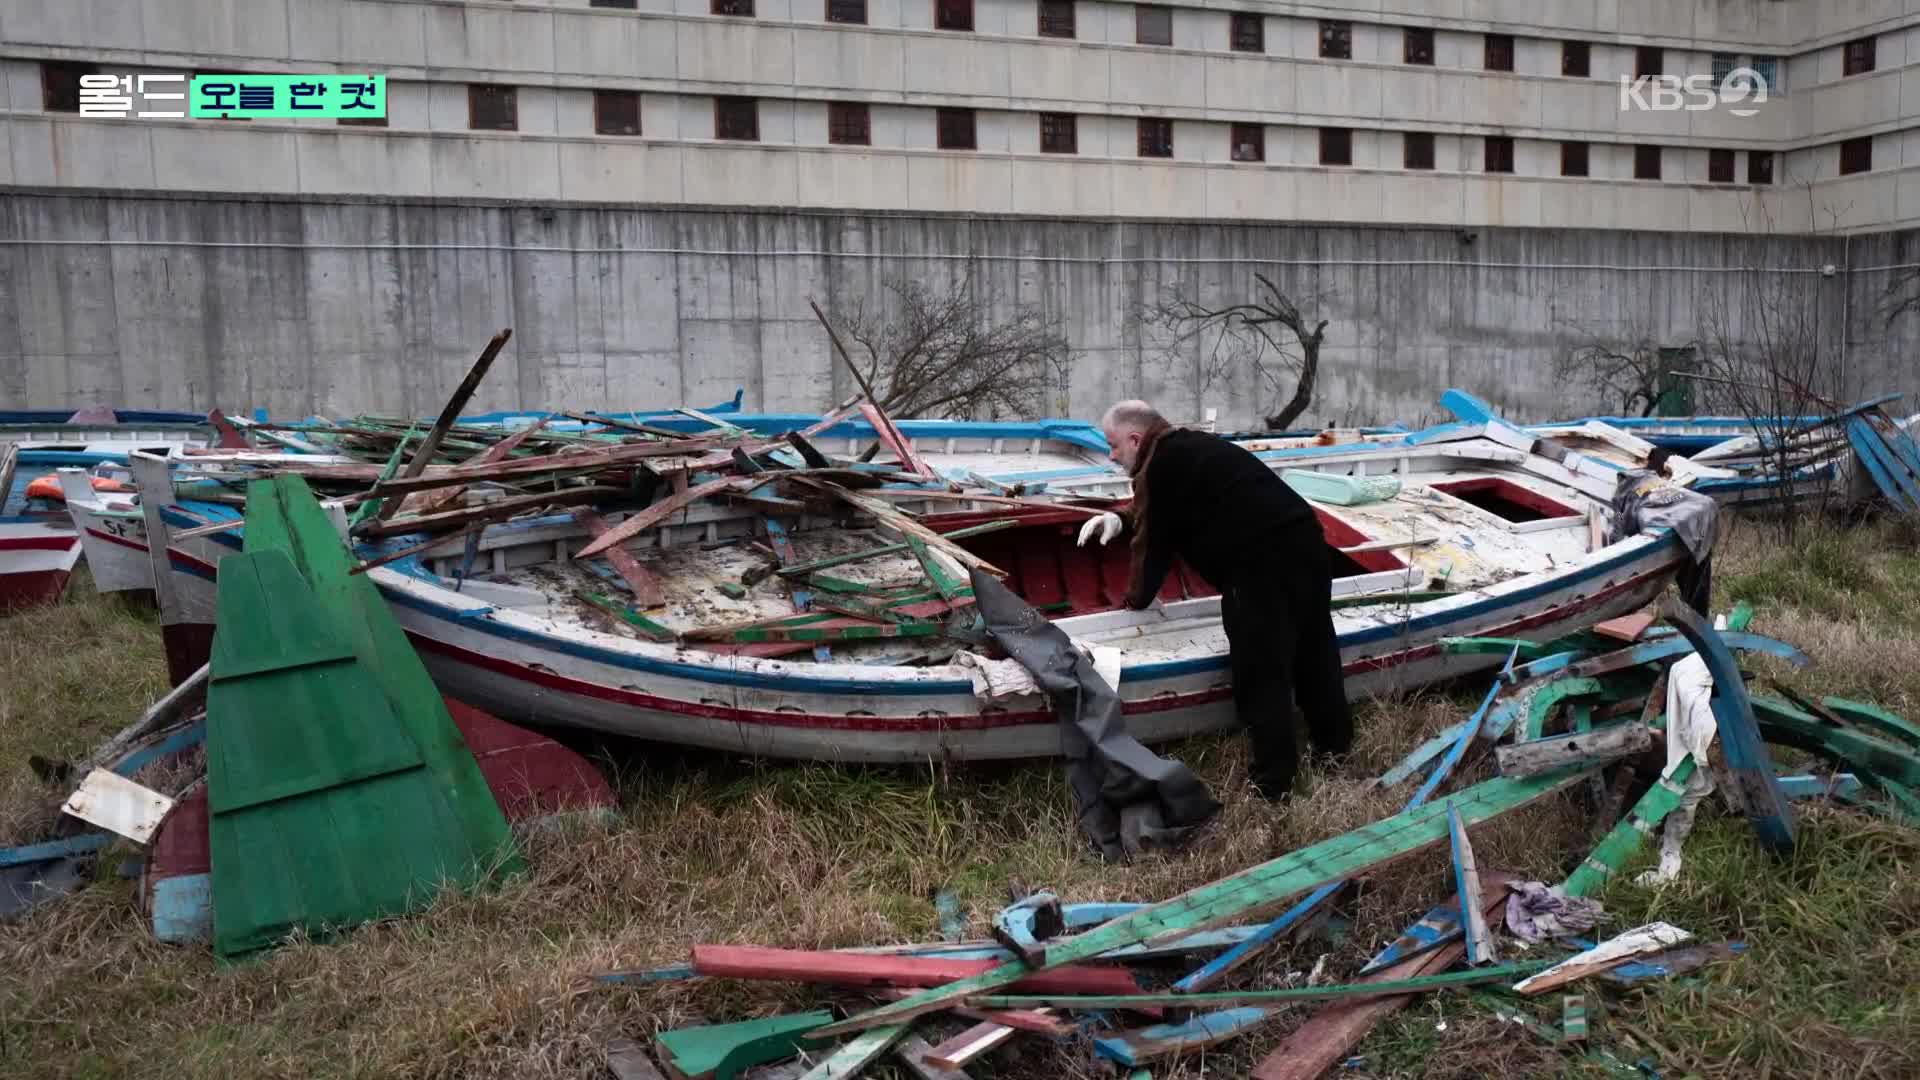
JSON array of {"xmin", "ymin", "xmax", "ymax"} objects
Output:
[{"xmin": 3, "ymin": 520, "xmax": 1919, "ymax": 1079}]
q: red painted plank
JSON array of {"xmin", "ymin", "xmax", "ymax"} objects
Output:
[
  {"xmin": 692, "ymin": 944, "xmax": 1145, "ymax": 997},
  {"xmin": 444, "ymin": 697, "xmax": 617, "ymax": 821},
  {"xmin": 575, "ymin": 509, "xmax": 668, "ymax": 608}
]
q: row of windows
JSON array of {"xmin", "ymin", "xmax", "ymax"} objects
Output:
[
  {"xmin": 585, "ymin": 0, "xmax": 1892, "ymax": 88},
  {"xmin": 36, "ymin": 63, "xmax": 1883, "ymax": 179}
]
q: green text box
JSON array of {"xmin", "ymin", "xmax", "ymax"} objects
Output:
[{"xmin": 190, "ymin": 75, "xmax": 386, "ymax": 119}]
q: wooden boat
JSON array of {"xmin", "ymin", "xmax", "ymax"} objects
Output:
[{"xmin": 101, "ymin": 391, "xmax": 1696, "ymax": 763}]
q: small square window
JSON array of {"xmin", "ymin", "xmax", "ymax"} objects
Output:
[
  {"xmin": 1562, "ymin": 41, "xmax": 1590, "ymax": 78},
  {"xmin": 1231, "ymin": 12, "xmax": 1263, "ymax": 53},
  {"xmin": 1839, "ymin": 136, "xmax": 1872, "ymax": 175},
  {"xmin": 937, "ymin": 107, "xmax": 975, "ymax": 150},
  {"xmin": 1319, "ymin": 127, "xmax": 1351, "ymax": 166},
  {"xmin": 1560, "ymin": 141, "xmax": 1588, "ymax": 177},
  {"xmin": 936, "ymin": 0, "xmax": 972, "ymax": 31},
  {"xmin": 41, "ymin": 61, "xmax": 98, "ymax": 112},
  {"xmin": 1484, "ymin": 135, "xmax": 1514, "ymax": 173},
  {"xmin": 339, "ymin": 116, "xmax": 388, "ymax": 127},
  {"xmin": 1484, "ymin": 34, "xmax": 1514, "ymax": 73},
  {"xmin": 1040, "ymin": 112, "xmax": 1077, "ymax": 154},
  {"xmin": 1230, "ymin": 123, "xmax": 1264, "ymax": 162},
  {"xmin": 827, "ymin": 0, "xmax": 867, "ymax": 23},
  {"xmin": 468, "ymin": 84, "xmax": 517, "ymax": 131},
  {"xmin": 1403, "ymin": 131, "xmax": 1434, "ymax": 170},
  {"xmin": 1748, "ymin": 151, "xmax": 1774, "ymax": 185},
  {"xmin": 595, "ymin": 90, "xmax": 641, "ymax": 136},
  {"xmin": 715, "ymin": 96, "xmax": 759, "ymax": 141},
  {"xmin": 1709, "ymin": 148, "xmax": 1734, "ymax": 183},
  {"xmin": 1039, "ymin": 0, "xmax": 1075, "ymax": 38},
  {"xmin": 1320, "ymin": 20, "xmax": 1351, "ymax": 60},
  {"xmin": 1752, "ymin": 56, "xmax": 1781, "ymax": 94},
  {"xmin": 1843, "ymin": 37, "xmax": 1875, "ymax": 77},
  {"xmin": 1136, "ymin": 5, "xmax": 1171, "ymax": 46},
  {"xmin": 1405, "ymin": 28, "xmax": 1434, "ymax": 66},
  {"xmin": 1137, "ymin": 117, "xmax": 1172, "ymax": 158},
  {"xmin": 1636, "ymin": 46, "xmax": 1663, "ymax": 78},
  {"xmin": 1710, "ymin": 53, "xmax": 1736, "ymax": 84},
  {"xmin": 590, "ymin": 0, "xmax": 638, "ymax": 7},
  {"xmin": 1634, "ymin": 144, "xmax": 1662, "ymax": 180},
  {"xmin": 712, "ymin": 0, "xmax": 753, "ymax": 14},
  {"xmin": 828, "ymin": 101, "xmax": 870, "ymax": 146}
]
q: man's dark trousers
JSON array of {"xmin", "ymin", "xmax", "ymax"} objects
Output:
[{"xmin": 1216, "ymin": 524, "xmax": 1353, "ymax": 798}]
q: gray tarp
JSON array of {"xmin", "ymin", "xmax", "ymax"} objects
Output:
[
  {"xmin": 968, "ymin": 568, "xmax": 1222, "ymax": 860},
  {"xmin": 1610, "ymin": 469, "xmax": 1719, "ymax": 562}
]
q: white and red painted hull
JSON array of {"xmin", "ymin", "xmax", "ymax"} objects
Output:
[{"xmin": 0, "ymin": 521, "xmax": 81, "ymax": 612}]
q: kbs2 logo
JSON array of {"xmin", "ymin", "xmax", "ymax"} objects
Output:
[{"xmin": 1618, "ymin": 70, "xmax": 1769, "ymax": 118}]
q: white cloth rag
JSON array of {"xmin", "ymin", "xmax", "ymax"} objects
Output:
[{"xmin": 1636, "ymin": 620, "xmax": 1722, "ymax": 885}]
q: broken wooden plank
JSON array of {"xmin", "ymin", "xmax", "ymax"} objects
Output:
[
  {"xmin": 1562, "ymin": 755, "xmax": 1698, "ymax": 898},
  {"xmin": 688, "ymin": 945, "xmax": 1144, "ymax": 997},
  {"xmin": 1496, "ymin": 721, "xmax": 1654, "ymax": 779},
  {"xmin": 1357, "ymin": 895, "xmax": 1461, "ymax": 975},
  {"xmin": 892, "ymin": 1036, "xmax": 969, "ymax": 1080},
  {"xmin": 1512, "ymin": 922, "xmax": 1692, "ymax": 995},
  {"xmin": 1659, "ymin": 595, "xmax": 1796, "ymax": 853},
  {"xmin": 574, "ymin": 478, "xmax": 753, "ymax": 559},
  {"xmin": 860, "ymin": 401, "xmax": 937, "ymax": 481},
  {"xmin": 975, "ymin": 961, "xmax": 1554, "ymax": 1013},
  {"xmin": 60, "ymin": 767, "xmax": 173, "ymax": 844},
  {"xmin": 1448, "ymin": 804, "xmax": 1494, "ymax": 966},
  {"xmin": 1751, "ymin": 697, "xmax": 1920, "ymax": 790},
  {"xmin": 1514, "ymin": 677, "xmax": 1605, "ymax": 743},
  {"xmin": 777, "ymin": 521, "xmax": 1019, "ymax": 578},
  {"xmin": 904, "ymin": 534, "xmax": 967, "ymax": 604},
  {"xmin": 654, "ymin": 1011, "xmax": 833, "ymax": 1080},
  {"xmin": 1594, "ymin": 612, "xmax": 1656, "ymax": 643},
  {"xmin": 800, "ymin": 1023, "xmax": 909, "ymax": 1080},
  {"xmin": 1819, "ymin": 696, "xmax": 1920, "ymax": 750},
  {"xmin": 575, "ymin": 509, "xmax": 668, "ymax": 607},
  {"xmin": 358, "ymin": 485, "xmax": 626, "ymax": 540},
  {"xmin": 349, "ymin": 522, "xmax": 489, "ymax": 574},
  {"xmin": 374, "ymin": 328, "xmax": 511, "ymax": 523},
  {"xmin": 1094, "ymin": 1007, "xmax": 1280, "ymax": 1067},
  {"xmin": 578, "ymin": 592, "xmax": 678, "ymax": 642},
  {"xmin": 414, "ymin": 417, "xmax": 554, "ymax": 515},
  {"xmin": 922, "ymin": 1021, "xmax": 1017, "ymax": 1070},
  {"xmin": 1565, "ymin": 629, "xmax": 1810, "ymax": 682},
  {"xmin": 789, "ymin": 478, "xmax": 1004, "ymax": 578},
  {"xmin": 1248, "ymin": 878, "xmax": 1518, "ymax": 1080},
  {"xmin": 812, "ymin": 768, "xmax": 1596, "ymax": 1037}
]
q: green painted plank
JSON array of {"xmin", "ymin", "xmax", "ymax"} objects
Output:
[
  {"xmin": 1561, "ymin": 755, "xmax": 1698, "ymax": 898},
  {"xmin": 1821, "ymin": 697, "xmax": 1920, "ymax": 750},
  {"xmin": 775, "ymin": 520, "xmax": 1020, "ymax": 578},
  {"xmin": 578, "ymin": 591, "xmax": 677, "ymax": 642},
  {"xmin": 812, "ymin": 766, "xmax": 1597, "ymax": 1036},
  {"xmin": 1725, "ymin": 600, "xmax": 1755, "ymax": 633},
  {"xmin": 347, "ymin": 437, "xmax": 411, "ymax": 529},
  {"xmin": 213, "ymin": 472, "xmax": 518, "ymax": 949},
  {"xmin": 654, "ymin": 1011, "xmax": 833, "ymax": 1080},
  {"xmin": 799, "ymin": 1022, "xmax": 911, "ymax": 1080},
  {"xmin": 1518, "ymin": 678, "xmax": 1604, "ymax": 742},
  {"xmin": 1752, "ymin": 697, "xmax": 1920, "ymax": 789},
  {"xmin": 970, "ymin": 960, "xmax": 1556, "ymax": 1010},
  {"xmin": 731, "ymin": 622, "xmax": 944, "ymax": 645},
  {"xmin": 904, "ymin": 534, "xmax": 967, "ymax": 603}
]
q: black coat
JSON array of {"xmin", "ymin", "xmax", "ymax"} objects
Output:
[{"xmin": 1126, "ymin": 428, "xmax": 1324, "ymax": 608}]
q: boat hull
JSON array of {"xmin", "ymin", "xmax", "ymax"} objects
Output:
[
  {"xmin": 0, "ymin": 521, "xmax": 80, "ymax": 613},
  {"xmin": 132, "ymin": 522, "xmax": 1682, "ymax": 763}
]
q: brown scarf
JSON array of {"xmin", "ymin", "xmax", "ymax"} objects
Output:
[{"xmin": 1124, "ymin": 418, "xmax": 1174, "ymax": 606}]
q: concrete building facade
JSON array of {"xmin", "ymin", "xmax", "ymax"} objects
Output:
[{"xmin": 2, "ymin": 1, "xmax": 1918, "ymax": 423}]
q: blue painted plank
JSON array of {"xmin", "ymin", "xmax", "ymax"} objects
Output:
[
  {"xmin": 0, "ymin": 833, "xmax": 110, "ymax": 869},
  {"xmin": 1659, "ymin": 597, "xmax": 1795, "ymax": 853},
  {"xmin": 1447, "ymin": 804, "xmax": 1492, "ymax": 965},
  {"xmin": 1846, "ymin": 418, "xmax": 1919, "ymax": 512},
  {"xmin": 151, "ymin": 872, "xmax": 212, "ymax": 944},
  {"xmin": 1358, "ymin": 897, "xmax": 1463, "ymax": 975},
  {"xmin": 110, "ymin": 719, "xmax": 208, "ymax": 778},
  {"xmin": 1093, "ymin": 1007, "xmax": 1279, "ymax": 1066}
]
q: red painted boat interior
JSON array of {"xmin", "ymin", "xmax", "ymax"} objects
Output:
[{"xmin": 1429, "ymin": 477, "xmax": 1579, "ymax": 523}]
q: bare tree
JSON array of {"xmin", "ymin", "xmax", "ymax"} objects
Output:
[
  {"xmin": 1139, "ymin": 273, "xmax": 1330, "ymax": 431},
  {"xmin": 1552, "ymin": 323, "xmax": 1700, "ymax": 418},
  {"xmin": 826, "ymin": 280, "xmax": 1073, "ymax": 420},
  {"xmin": 1692, "ymin": 184, "xmax": 1853, "ymax": 535}
]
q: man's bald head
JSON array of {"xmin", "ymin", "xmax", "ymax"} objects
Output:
[{"xmin": 1101, "ymin": 399, "xmax": 1168, "ymax": 471}]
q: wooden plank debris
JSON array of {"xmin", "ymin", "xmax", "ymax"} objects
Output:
[
  {"xmin": 812, "ymin": 768, "xmax": 1595, "ymax": 1037},
  {"xmin": 923, "ymin": 1020, "xmax": 1015, "ymax": 1070},
  {"xmin": 974, "ymin": 961, "xmax": 1554, "ymax": 1012},
  {"xmin": 653, "ymin": 1011, "xmax": 833, "ymax": 1080},
  {"xmin": 1094, "ymin": 1007, "xmax": 1281, "ymax": 1067},
  {"xmin": 575, "ymin": 509, "xmax": 668, "ymax": 607},
  {"xmin": 1594, "ymin": 612, "xmax": 1656, "ymax": 643},
  {"xmin": 1659, "ymin": 595, "xmax": 1796, "ymax": 853},
  {"xmin": 1561, "ymin": 995, "xmax": 1588, "ymax": 1042},
  {"xmin": 575, "ymin": 478, "xmax": 753, "ymax": 559},
  {"xmin": 606, "ymin": 1038, "xmax": 671, "ymax": 1080},
  {"xmin": 800, "ymin": 1023, "xmax": 910, "ymax": 1080},
  {"xmin": 1496, "ymin": 721, "xmax": 1653, "ymax": 779},
  {"xmin": 578, "ymin": 592, "xmax": 678, "ymax": 642},
  {"xmin": 1562, "ymin": 755, "xmax": 1698, "ymax": 898},
  {"xmin": 790, "ymin": 478, "xmax": 1005, "ymax": 578},
  {"xmin": 689, "ymin": 944, "xmax": 1145, "ymax": 996},
  {"xmin": 358, "ymin": 485, "xmax": 627, "ymax": 540},
  {"xmin": 892, "ymin": 1036, "xmax": 969, "ymax": 1080},
  {"xmin": 776, "ymin": 521, "xmax": 1019, "ymax": 578},
  {"xmin": 60, "ymin": 768, "xmax": 173, "ymax": 844},
  {"xmin": 1448, "ymin": 804, "xmax": 1495, "ymax": 965},
  {"xmin": 373, "ymin": 328, "xmax": 511, "ymax": 523},
  {"xmin": 1512, "ymin": 922, "xmax": 1693, "ymax": 995}
]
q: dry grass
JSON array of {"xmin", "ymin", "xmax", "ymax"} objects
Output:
[{"xmin": 2, "ymin": 518, "xmax": 1919, "ymax": 1079}]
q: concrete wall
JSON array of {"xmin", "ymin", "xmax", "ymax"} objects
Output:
[{"xmin": 6, "ymin": 189, "xmax": 1916, "ymax": 428}]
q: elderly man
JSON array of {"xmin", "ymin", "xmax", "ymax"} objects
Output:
[{"xmin": 1083, "ymin": 399, "xmax": 1353, "ymax": 800}]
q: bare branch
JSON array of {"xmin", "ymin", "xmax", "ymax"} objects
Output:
[{"xmin": 1136, "ymin": 271, "xmax": 1332, "ymax": 429}]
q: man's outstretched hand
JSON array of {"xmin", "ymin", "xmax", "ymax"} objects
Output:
[{"xmin": 1076, "ymin": 511, "xmax": 1124, "ymax": 547}]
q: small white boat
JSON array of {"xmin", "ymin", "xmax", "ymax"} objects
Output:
[{"xmin": 82, "ymin": 392, "xmax": 1698, "ymax": 762}]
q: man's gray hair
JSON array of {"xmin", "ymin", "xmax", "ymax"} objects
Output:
[{"xmin": 1101, "ymin": 399, "xmax": 1166, "ymax": 433}]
